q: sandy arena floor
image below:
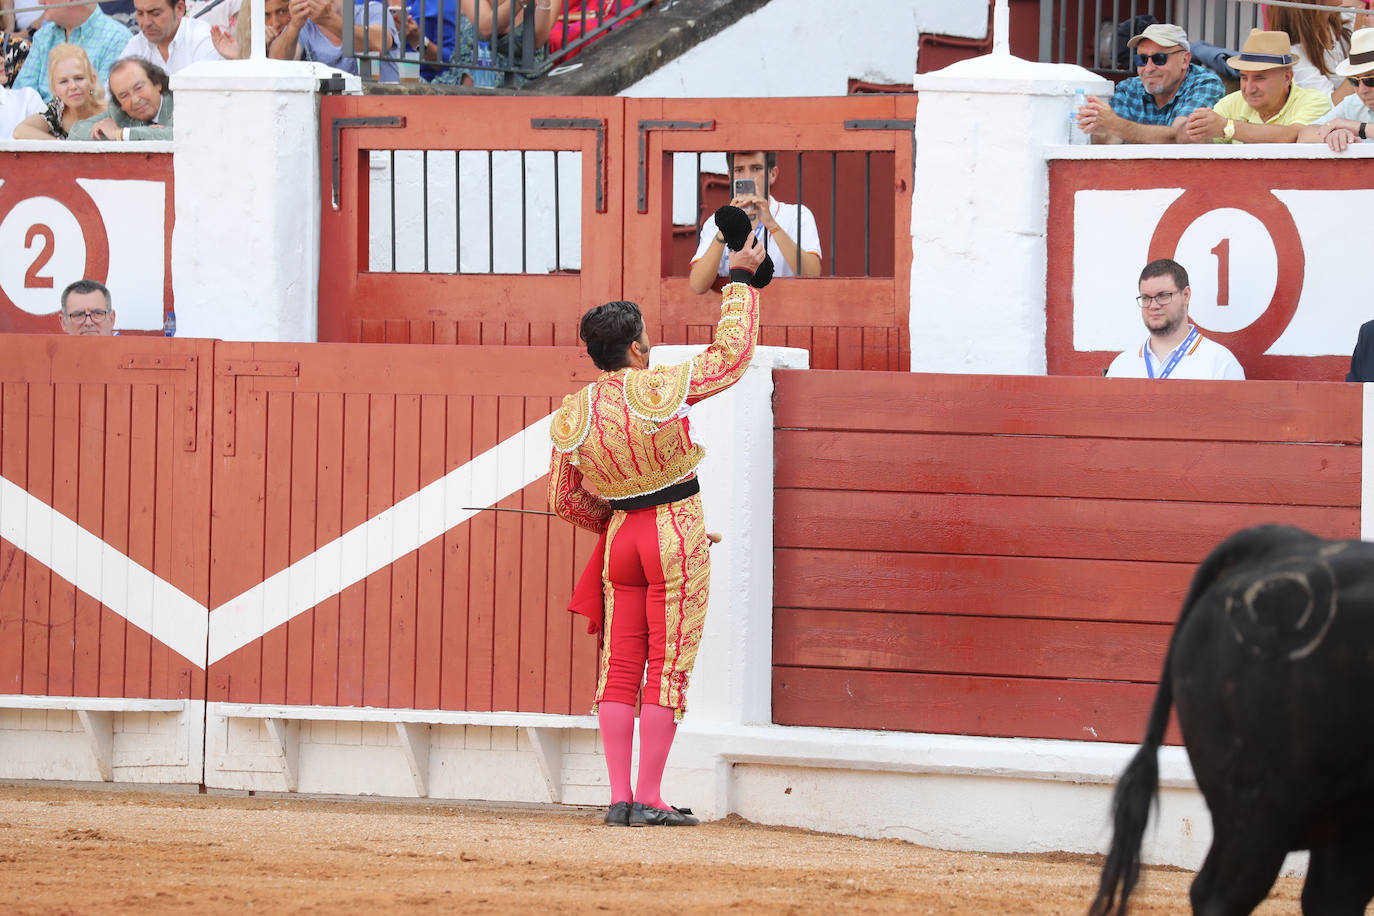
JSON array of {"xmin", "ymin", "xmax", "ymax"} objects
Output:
[{"xmin": 0, "ymin": 784, "xmax": 1304, "ymax": 914}]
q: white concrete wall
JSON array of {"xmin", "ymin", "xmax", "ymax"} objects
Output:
[
  {"xmin": 910, "ymin": 53, "xmax": 1111, "ymax": 373},
  {"xmin": 621, "ymin": 0, "xmax": 987, "ymax": 97}
]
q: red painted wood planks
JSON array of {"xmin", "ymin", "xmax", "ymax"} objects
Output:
[
  {"xmin": 774, "ymin": 609, "xmax": 1171, "ymax": 683},
  {"xmin": 774, "ymin": 549, "xmax": 1192, "ymax": 625},
  {"xmin": 775, "ymin": 430, "xmax": 1360, "ymax": 507},
  {"xmin": 773, "ymin": 371, "xmax": 1362, "ymax": 443},
  {"xmin": 775, "ymin": 489, "xmax": 1358, "ymax": 564},
  {"xmin": 772, "ymin": 667, "xmax": 1178, "ymax": 744}
]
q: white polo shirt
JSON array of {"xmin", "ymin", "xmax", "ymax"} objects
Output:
[
  {"xmin": 1105, "ymin": 328, "xmax": 1246, "ymax": 380},
  {"xmin": 119, "ymin": 13, "xmax": 223, "ymax": 75},
  {"xmin": 692, "ymin": 199, "xmax": 822, "ymax": 278}
]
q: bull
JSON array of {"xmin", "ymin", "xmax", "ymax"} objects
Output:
[{"xmin": 1090, "ymin": 524, "xmax": 1374, "ymax": 915}]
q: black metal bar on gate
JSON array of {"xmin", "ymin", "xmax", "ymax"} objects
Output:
[
  {"xmin": 329, "ymin": 115, "xmax": 405, "ymax": 210},
  {"xmin": 795, "ymin": 153, "xmax": 802, "ymax": 279},
  {"xmin": 553, "ymin": 152, "xmax": 561, "ymax": 271},
  {"xmin": 636, "ymin": 120, "xmax": 714, "ymax": 213},
  {"xmin": 531, "ymin": 118, "xmax": 607, "ymax": 212},
  {"xmin": 829, "ymin": 152, "xmax": 836, "ymax": 277}
]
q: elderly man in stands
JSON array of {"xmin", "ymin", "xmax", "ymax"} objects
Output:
[
  {"xmin": 119, "ymin": 0, "xmax": 222, "ymax": 74},
  {"xmin": 1185, "ymin": 29, "xmax": 1332, "ymax": 143},
  {"xmin": 69, "ymin": 56, "xmax": 171, "ymax": 140},
  {"xmin": 268, "ymin": 0, "xmax": 396, "ymax": 81},
  {"xmin": 1076, "ymin": 24, "xmax": 1224, "ymax": 144},
  {"xmin": 12, "ymin": 0, "xmax": 132, "ymax": 102},
  {"xmin": 58, "ymin": 280, "xmax": 116, "ymax": 337},
  {"xmin": 1299, "ymin": 27, "xmax": 1374, "ymax": 150}
]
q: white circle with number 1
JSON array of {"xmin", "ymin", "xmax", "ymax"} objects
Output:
[
  {"xmin": 1174, "ymin": 207, "xmax": 1277, "ymax": 334},
  {"xmin": 0, "ymin": 196, "xmax": 88, "ymax": 316}
]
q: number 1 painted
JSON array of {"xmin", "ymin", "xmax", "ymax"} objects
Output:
[{"xmin": 1210, "ymin": 238, "xmax": 1229, "ymax": 306}]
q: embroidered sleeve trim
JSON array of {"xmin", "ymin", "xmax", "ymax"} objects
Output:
[
  {"xmin": 624, "ymin": 362, "xmax": 692, "ymax": 423},
  {"xmin": 550, "ymin": 385, "xmax": 593, "ymax": 453}
]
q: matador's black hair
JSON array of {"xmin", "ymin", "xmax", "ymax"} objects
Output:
[{"xmin": 580, "ymin": 300, "xmax": 644, "ymax": 371}]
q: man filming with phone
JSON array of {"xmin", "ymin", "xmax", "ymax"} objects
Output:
[{"xmin": 688, "ymin": 150, "xmax": 822, "ymax": 294}]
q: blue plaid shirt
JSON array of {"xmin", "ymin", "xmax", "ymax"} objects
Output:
[
  {"xmin": 14, "ymin": 8, "xmax": 134, "ymax": 103},
  {"xmin": 1109, "ymin": 63, "xmax": 1225, "ymax": 126}
]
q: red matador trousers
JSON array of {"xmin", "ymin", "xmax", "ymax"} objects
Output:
[{"xmin": 595, "ymin": 493, "xmax": 711, "ymax": 721}]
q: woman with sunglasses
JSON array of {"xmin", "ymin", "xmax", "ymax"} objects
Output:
[{"xmin": 1299, "ymin": 27, "xmax": 1374, "ymax": 149}]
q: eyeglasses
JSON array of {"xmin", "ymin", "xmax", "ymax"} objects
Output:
[
  {"xmin": 1348, "ymin": 77, "xmax": 1374, "ymax": 88},
  {"xmin": 64, "ymin": 309, "xmax": 110, "ymax": 323},
  {"xmin": 1136, "ymin": 291, "xmax": 1178, "ymax": 307},
  {"xmin": 1134, "ymin": 49, "xmax": 1185, "ymax": 68}
]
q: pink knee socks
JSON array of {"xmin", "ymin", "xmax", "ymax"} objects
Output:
[
  {"xmin": 598, "ymin": 701, "xmax": 636, "ymax": 805},
  {"xmin": 634, "ymin": 703, "xmax": 678, "ymax": 810}
]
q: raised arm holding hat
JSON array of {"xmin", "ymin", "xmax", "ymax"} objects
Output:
[
  {"xmin": 1077, "ymin": 23, "xmax": 1224, "ymax": 144},
  {"xmin": 1185, "ymin": 29, "xmax": 1332, "ymax": 143},
  {"xmin": 1299, "ymin": 27, "xmax": 1374, "ymax": 151}
]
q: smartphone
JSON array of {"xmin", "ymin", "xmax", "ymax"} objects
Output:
[{"xmin": 733, "ymin": 178, "xmax": 756, "ymax": 198}]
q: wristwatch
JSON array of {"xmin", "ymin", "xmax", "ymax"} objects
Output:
[
  {"xmin": 1360, "ymin": 122, "xmax": 1368, "ymax": 140},
  {"xmin": 1222, "ymin": 119, "xmax": 1236, "ymax": 141}
]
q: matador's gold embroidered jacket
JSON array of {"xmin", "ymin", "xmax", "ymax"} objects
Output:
[{"xmin": 547, "ymin": 282, "xmax": 760, "ymax": 531}]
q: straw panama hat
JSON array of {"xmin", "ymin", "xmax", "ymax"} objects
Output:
[
  {"xmin": 1336, "ymin": 27, "xmax": 1374, "ymax": 77},
  {"xmin": 1227, "ymin": 29, "xmax": 1295, "ymax": 72}
]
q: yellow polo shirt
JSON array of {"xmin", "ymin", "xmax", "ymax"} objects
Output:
[{"xmin": 1211, "ymin": 85, "xmax": 1332, "ymax": 142}]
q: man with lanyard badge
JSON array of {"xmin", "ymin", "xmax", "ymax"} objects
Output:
[{"xmin": 1105, "ymin": 258, "xmax": 1245, "ymax": 379}]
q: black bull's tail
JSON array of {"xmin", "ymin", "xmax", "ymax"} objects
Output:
[{"xmin": 1088, "ymin": 527, "xmax": 1291, "ymax": 915}]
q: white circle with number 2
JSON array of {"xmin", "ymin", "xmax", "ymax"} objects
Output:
[
  {"xmin": 0, "ymin": 196, "xmax": 88, "ymax": 316},
  {"xmin": 1174, "ymin": 207, "xmax": 1276, "ymax": 334}
]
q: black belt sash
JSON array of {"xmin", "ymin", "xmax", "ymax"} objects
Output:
[{"xmin": 608, "ymin": 477, "xmax": 700, "ymax": 511}]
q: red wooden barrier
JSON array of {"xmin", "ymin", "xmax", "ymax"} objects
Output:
[
  {"xmin": 0, "ymin": 336, "xmax": 212, "ymax": 701},
  {"xmin": 205, "ymin": 342, "xmax": 601, "ymax": 713},
  {"xmin": 317, "ymin": 95, "xmax": 914, "ymax": 370},
  {"xmin": 0, "ymin": 151, "xmax": 174, "ymax": 335},
  {"xmin": 772, "ymin": 371, "xmax": 1362, "ymax": 743}
]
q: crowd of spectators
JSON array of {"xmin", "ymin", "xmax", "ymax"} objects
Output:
[
  {"xmin": 1075, "ymin": 8, "xmax": 1374, "ymax": 151},
  {"xmin": 0, "ymin": 0, "xmax": 620, "ymax": 137}
]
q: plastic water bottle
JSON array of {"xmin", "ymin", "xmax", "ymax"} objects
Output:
[
  {"xmin": 1068, "ymin": 89, "xmax": 1089, "ymax": 145},
  {"xmin": 163, "ymin": 310, "xmax": 176, "ymax": 337}
]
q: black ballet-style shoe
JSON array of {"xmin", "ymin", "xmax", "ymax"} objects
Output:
[
  {"xmin": 627, "ymin": 802, "xmax": 699, "ymax": 827},
  {"xmin": 714, "ymin": 205, "xmax": 774, "ymax": 289},
  {"xmin": 604, "ymin": 801, "xmax": 632, "ymax": 826}
]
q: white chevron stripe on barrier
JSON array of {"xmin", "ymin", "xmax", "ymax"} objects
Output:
[
  {"xmin": 0, "ymin": 473, "xmax": 209, "ymax": 666},
  {"xmin": 0, "ymin": 413, "xmax": 556, "ymax": 671},
  {"xmin": 203, "ymin": 412, "xmax": 554, "ymax": 665}
]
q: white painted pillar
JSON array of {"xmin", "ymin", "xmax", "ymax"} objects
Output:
[
  {"xmin": 647, "ymin": 344, "xmax": 809, "ymax": 727},
  {"xmin": 170, "ymin": 60, "xmax": 359, "ymax": 341},
  {"xmin": 909, "ymin": 52, "xmax": 1110, "ymax": 374}
]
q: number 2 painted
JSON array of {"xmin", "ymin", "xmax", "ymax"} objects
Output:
[
  {"xmin": 1210, "ymin": 238, "xmax": 1229, "ymax": 306},
  {"xmin": 23, "ymin": 224, "xmax": 56, "ymax": 289}
]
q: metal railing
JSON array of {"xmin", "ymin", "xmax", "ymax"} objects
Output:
[
  {"xmin": 346, "ymin": 0, "xmax": 658, "ymax": 88},
  {"xmin": 1038, "ymin": 0, "xmax": 1262, "ymax": 75}
]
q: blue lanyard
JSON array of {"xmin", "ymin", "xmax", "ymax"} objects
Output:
[{"xmin": 1145, "ymin": 326, "xmax": 1199, "ymax": 379}]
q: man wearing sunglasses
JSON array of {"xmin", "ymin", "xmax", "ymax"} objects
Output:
[
  {"xmin": 1186, "ymin": 29, "xmax": 1332, "ymax": 143},
  {"xmin": 58, "ymin": 279, "xmax": 117, "ymax": 337},
  {"xmin": 1299, "ymin": 28, "xmax": 1374, "ymax": 151},
  {"xmin": 1105, "ymin": 259, "xmax": 1244, "ymax": 380},
  {"xmin": 1076, "ymin": 24, "xmax": 1223, "ymax": 144}
]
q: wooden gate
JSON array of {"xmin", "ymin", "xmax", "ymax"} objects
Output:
[
  {"xmin": 0, "ymin": 337, "xmax": 212, "ymax": 701},
  {"xmin": 317, "ymin": 95, "xmax": 915, "ymax": 369},
  {"xmin": 772, "ymin": 370, "xmax": 1362, "ymax": 743},
  {"xmin": 204, "ymin": 342, "xmax": 601, "ymax": 714}
]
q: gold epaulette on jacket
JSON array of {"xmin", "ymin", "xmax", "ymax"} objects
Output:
[
  {"xmin": 550, "ymin": 386, "xmax": 592, "ymax": 453},
  {"xmin": 624, "ymin": 362, "xmax": 691, "ymax": 423}
]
